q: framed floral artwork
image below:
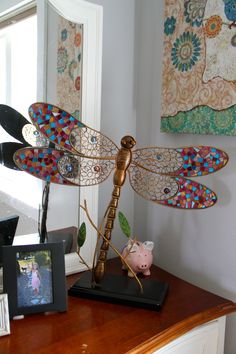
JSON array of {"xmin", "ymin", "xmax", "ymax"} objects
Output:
[
  {"xmin": 161, "ymin": 0, "xmax": 236, "ymax": 136},
  {"xmin": 56, "ymin": 15, "xmax": 83, "ymax": 119},
  {"xmin": 41, "ymin": 0, "xmax": 103, "ymax": 266}
]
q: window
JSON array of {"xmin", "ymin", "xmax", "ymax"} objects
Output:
[
  {"xmin": 0, "ymin": 9, "xmax": 37, "ymax": 116},
  {"xmin": 0, "ymin": 9, "xmax": 41, "ymax": 215}
]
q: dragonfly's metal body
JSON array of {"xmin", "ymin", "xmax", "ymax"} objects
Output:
[{"xmin": 94, "ymin": 136, "xmax": 136, "ymax": 283}]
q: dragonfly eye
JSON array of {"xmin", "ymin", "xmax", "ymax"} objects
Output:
[{"xmin": 121, "ymin": 135, "xmax": 136, "ymax": 149}]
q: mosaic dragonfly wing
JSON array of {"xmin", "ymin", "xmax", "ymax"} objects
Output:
[
  {"xmin": 128, "ymin": 166, "xmax": 217, "ymax": 209},
  {"xmin": 129, "ymin": 146, "xmax": 228, "ymax": 208},
  {"xmin": 13, "ymin": 147, "xmax": 75, "ymax": 185},
  {"xmin": 132, "ymin": 146, "xmax": 228, "ymax": 176},
  {"xmin": 29, "ymin": 103, "xmax": 119, "ymax": 158},
  {"xmin": 13, "ymin": 147, "xmax": 115, "ymax": 186},
  {"xmin": 15, "ymin": 102, "xmax": 228, "ymax": 209}
]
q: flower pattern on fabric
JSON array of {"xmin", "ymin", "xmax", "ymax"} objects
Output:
[
  {"xmin": 171, "ymin": 31, "xmax": 201, "ymax": 71},
  {"xmin": 161, "ymin": 105, "xmax": 236, "ymax": 136},
  {"xmin": 69, "ymin": 21, "xmax": 76, "ymax": 29},
  {"xmin": 224, "ymin": 0, "xmax": 236, "ymax": 24},
  {"xmin": 75, "ymin": 76, "xmax": 80, "ymax": 91},
  {"xmin": 184, "ymin": 0, "xmax": 207, "ymax": 27},
  {"xmin": 57, "ymin": 47, "xmax": 68, "ymax": 73},
  {"xmin": 71, "ymin": 110, "xmax": 80, "ymax": 120},
  {"xmin": 164, "ymin": 16, "xmax": 176, "ymax": 35},
  {"xmin": 209, "ymin": 110, "xmax": 235, "ymax": 135},
  {"xmin": 61, "ymin": 28, "xmax": 67, "ymax": 41},
  {"xmin": 56, "ymin": 17, "xmax": 83, "ymax": 114},
  {"xmin": 203, "ymin": 16, "xmax": 222, "ymax": 38},
  {"xmin": 231, "ymin": 34, "xmax": 236, "ymax": 46},
  {"xmin": 74, "ymin": 33, "xmax": 82, "ymax": 47},
  {"xmin": 68, "ymin": 60, "xmax": 77, "ymax": 80},
  {"xmin": 162, "ymin": 0, "xmax": 236, "ymax": 136}
]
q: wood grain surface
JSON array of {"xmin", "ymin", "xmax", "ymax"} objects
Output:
[{"xmin": 0, "ymin": 258, "xmax": 235, "ymax": 354}]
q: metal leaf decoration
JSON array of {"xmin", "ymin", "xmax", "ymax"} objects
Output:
[
  {"xmin": 118, "ymin": 211, "xmax": 131, "ymax": 238},
  {"xmin": 77, "ymin": 222, "xmax": 86, "ymax": 248}
]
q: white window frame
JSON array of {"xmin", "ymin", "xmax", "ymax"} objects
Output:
[
  {"xmin": 0, "ymin": 0, "xmax": 103, "ymax": 267},
  {"xmin": 41, "ymin": 0, "xmax": 103, "ymax": 267}
]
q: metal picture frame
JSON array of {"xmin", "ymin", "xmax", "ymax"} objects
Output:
[
  {"xmin": 2, "ymin": 242, "xmax": 67, "ymax": 318},
  {"xmin": 0, "ymin": 294, "xmax": 10, "ymax": 336}
]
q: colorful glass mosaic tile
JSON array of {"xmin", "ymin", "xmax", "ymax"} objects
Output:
[
  {"xmin": 14, "ymin": 147, "xmax": 77, "ymax": 185},
  {"xmin": 159, "ymin": 177, "xmax": 217, "ymax": 209},
  {"xmin": 29, "ymin": 103, "xmax": 84, "ymax": 152},
  {"xmin": 175, "ymin": 146, "xmax": 228, "ymax": 177}
]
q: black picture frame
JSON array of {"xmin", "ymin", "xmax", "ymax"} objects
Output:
[
  {"xmin": 0, "ymin": 215, "xmax": 19, "ymax": 267},
  {"xmin": 2, "ymin": 242, "xmax": 67, "ymax": 318}
]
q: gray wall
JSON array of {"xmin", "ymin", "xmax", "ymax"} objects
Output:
[
  {"xmin": 134, "ymin": 1, "xmax": 236, "ymax": 353},
  {"xmin": 89, "ymin": 0, "xmax": 136, "ymax": 253}
]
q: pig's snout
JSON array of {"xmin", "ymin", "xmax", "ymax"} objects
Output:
[{"xmin": 140, "ymin": 263, "xmax": 148, "ymax": 269}]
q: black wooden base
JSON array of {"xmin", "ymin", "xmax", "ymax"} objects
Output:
[{"xmin": 68, "ymin": 272, "xmax": 168, "ymax": 311}]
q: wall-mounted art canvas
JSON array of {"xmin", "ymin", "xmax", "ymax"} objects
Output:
[
  {"xmin": 56, "ymin": 16, "xmax": 83, "ymax": 118},
  {"xmin": 161, "ymin": 0, "xmax": 236, "ymax": 136}
]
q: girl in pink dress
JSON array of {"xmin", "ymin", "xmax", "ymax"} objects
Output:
[{"xmin": 31, "ymin": 263, "xmax": 41, "ymax": 295}]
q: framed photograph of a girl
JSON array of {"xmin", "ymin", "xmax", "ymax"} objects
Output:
[
  {"xmin": 16, "ymin": 250, "xmax": 53, "ymax": 307},
  {"xmin": 2, "ymin": 243, "xmax": 67, "ymax": 318}
]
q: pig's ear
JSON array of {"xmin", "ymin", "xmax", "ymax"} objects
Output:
[
  {"xmin": 143, "ymin": 241, "xmax": 154, "ymax": 251},
  {"xmin": 127, "ymin": 242, "xmax": 139, "ymax": 253}
]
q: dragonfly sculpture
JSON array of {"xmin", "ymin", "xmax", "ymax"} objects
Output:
[{"xmin": 13, "ymin": 102, "xmax": 229, "ymax": 283}]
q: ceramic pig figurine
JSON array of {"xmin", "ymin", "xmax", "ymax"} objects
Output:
[{"xmin": 121, "ymin": 240, "xmax": 154, "ymax": 277}]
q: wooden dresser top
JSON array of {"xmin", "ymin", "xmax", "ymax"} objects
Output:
[{"xmin": 1, "ymin": 258, "xmax": 235, "ymax": 354}]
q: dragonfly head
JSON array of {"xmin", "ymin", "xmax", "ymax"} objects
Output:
[{"xmin": 121, "ymin": 136, "xmax": 136, "ymax": 149}]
